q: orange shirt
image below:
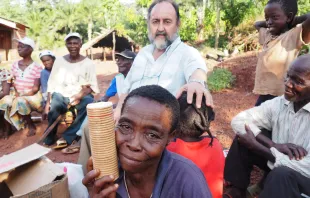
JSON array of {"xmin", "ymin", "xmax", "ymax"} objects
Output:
[
  {"xmin": 167, "ymin": 137, "xmax": 225, "ymax": 198},
  {"xmin": 254, "ymin": 24, "xmax": 308, "ymax": 96}
]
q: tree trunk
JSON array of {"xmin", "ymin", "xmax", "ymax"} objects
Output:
[
  {"xmin": 103, "ymin": 47, "xmax": 107, "ymax": 62},
  {"xmin": 197, "ymin": 0, "xmax": 207, "ymax": 41},
  {"xmin": 215, "ymin": 1, "xmax": 221, "ymax": 50},
  {"xmin": 207, "ymin": 0, "xmax": 210, "ymax": 8},
  {"xmin": 112, "ymin": 32, "xmax": 116, "ymax": 61},
  {"xmin": 88, "ymin": 18, "xmax": 93, "ymax": 60}
]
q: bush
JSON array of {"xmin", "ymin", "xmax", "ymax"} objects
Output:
[{"xmin": 207, "ymin": 68, "xmax": 235, "ymax": 92}]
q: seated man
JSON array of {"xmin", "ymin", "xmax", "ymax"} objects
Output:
[
  {"xmin": 82, "ymin": 85, "xmax": 212, "ymax": 198},
  {"xmin": 43, "ymin": 33, "xmax": 99, "ymax": 147},
  {"xmin": 167, "ymin": 92, "xmax": 224, "ymax": 198},
  {"xmin": 69, "ymin": 50, "xmax": 135, "ymax": 154},
  {"xmin": 224, "ymin": 54, "xmax": 310, "ymax": 198},
  {"xmin": 100, "ymin": 49, "xmax": 136, "ymax": 103}
]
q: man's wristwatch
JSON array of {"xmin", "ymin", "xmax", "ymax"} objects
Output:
[{"xmin": 188, "ymin": 79, "xmax": 208, "ymax": 90}]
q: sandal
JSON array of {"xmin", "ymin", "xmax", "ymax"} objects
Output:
[
  {"xmin": 53, "ymin": 138, "xmax": 68, "ymax": 149},
  {"xmin": 61, "ymin": 147, "xmax": 80, "ymax": 154},
  {"xmin": 61, "ymin": 140, "xmax": 80, "ymax": 154},
  {"xmin": 246, "ymin": 184, "xmax": 262, "ymax": 198}
]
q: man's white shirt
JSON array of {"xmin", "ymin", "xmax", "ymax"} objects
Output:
[{"xmin": 122, "ymin": 37, "xmax": 207, "ymax": 96}]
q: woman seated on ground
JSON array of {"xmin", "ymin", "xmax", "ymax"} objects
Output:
[
  {"xmin": 82, "ymin": 85, "xmax": 212, "ymax": 198},
  {"xmin": 0, "ymin": 37, "xmax": 43, "ymax": 137},
  {"xmin": 167, "ymin": 92, "xmax": 225, "ymax": 198},
  {"xmin": 0, "ymin": 68, "xmax": 11, "ymax": 139}
]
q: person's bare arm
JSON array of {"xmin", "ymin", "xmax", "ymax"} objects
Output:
[
  {"xmin": 0, "ymin": 81, "xmax": 10, "ymax": 99},
  {"xmin": 301, "ymin": 13, "xmax": 310, "ymax": 44},
  {"xmin": 256, "ymin": 133, "xmax": 308, "ymax": 160},
  {"xmin": 100, "ymin": 95, "xmax": 110, "ymax": 102},
  {"xmin": 254, "ymin": 21, "xmax": 267, "ymax": 31},
  {"xmin": 42, "ymin": 92, "xmax": 51, "ymax": 120},
  {"xmin": 70, "ymin": 85, "xmax": 92, "ymax": 106},
  {"xmin": 292, "ymin": 13, "xmax": 310, "ymax": 26},
  {"xmin": 22, "ymin": 78, "xmax": 40, "ymax": 96},
  {"xmin": 238, "ymin": 125, "xmax": 275, "ymax": 162}
]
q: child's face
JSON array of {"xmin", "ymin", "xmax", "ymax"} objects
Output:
[
  {"xmin": 264, "ymin": 3, "xmax": 291, "ymax": 35},
  {"xmin": 41, "ymin": 55, "xmax": 54, "ymax": 70}
]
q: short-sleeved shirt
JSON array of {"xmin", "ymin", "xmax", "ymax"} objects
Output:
[
  {"xmin": 114, "ymin": 149, "xmax": 212, "ymax": 198},
  {"xmin": 11, "ymin": 61, "xmax": 42, "ymax": 94},
  {"xmin": 40, "ymin": 69, "xmax": 51, "ymax": 101},
  {"xmin": 0, "ymin": 68, "xmax": 11, "ymax": 93},
  {"xmin": 254, "ymin": 24, "xmax": 309, "ymax": 96},
  {"xmin": 106, "ymin": 74, "xmax": 125, "ymax": 97},
  {"xmin": 122, "ymin": 37, "xmax": 207, "ymax": 96},
  {"xmin": 106, "ymin": 77, "xmax": 117, "ymax": 97},
  {"xmin": 47, "ymin": 57, "xmax": 99, "ymax": 97},
  {"xmin": 167, "ymin": 137, "xmax": 225, "ymax": 198}
]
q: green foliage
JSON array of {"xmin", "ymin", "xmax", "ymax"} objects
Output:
[
  {"xmin": 205, "ymin": 35, "xmax": 229, "ymax": 50},
  {"xmin": 0, "ymin": 0, "xmax": 308, "ymax": 51},
  {"xmin": 136, "ymin": 0, "xmax": 153, "ymax": 8},
  {"xmin": 0, "ymin": 0, "xmax": 25, "ymax": 23},
  {"xmin": 298, "ymin": 0, "xmax": 310, "ymax": 15},
  {"xmin": 122, "ymin": 8, "xmax": 149, "ymax": 46},
  {"xmin": 203, "ymin": 7, "xmax": 217, "ymax": 36},
  {"xmin": 207, "ymin": 68, "xmax": 236, "ymax": 92},
  {"xmin": 221, "ymin": 1, "xmax": 255, "ymax": 33},
  {"xmin": 179, "ymin": 8, "xmax": 198, "ymax": 42}
]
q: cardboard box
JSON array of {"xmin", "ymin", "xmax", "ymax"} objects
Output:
[{"xmin": 0, "ymin": 144, "xmax": 70, "ymax": 198}]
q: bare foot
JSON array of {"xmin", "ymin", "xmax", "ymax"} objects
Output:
[{"xmin": 27, "ymin": 126, "xmax": 36, "ymax": 137}]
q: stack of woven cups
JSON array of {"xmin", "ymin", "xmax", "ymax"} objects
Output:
[{"xmin": 87, "ymin": 102, "xmax": 119, "ymax": 179}]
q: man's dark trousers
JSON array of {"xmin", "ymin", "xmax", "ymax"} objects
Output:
[{"xmin": 44, "ymin": 92, "xmax": 93, "ymax": 145}]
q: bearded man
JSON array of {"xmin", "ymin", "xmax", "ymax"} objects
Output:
[
  {"xmin": 113, "ymin": 0, "xmax": 213, "ymax": 121},
  {"xmin": 78, "ymin": 0, "xmax": 213, "ymax": 172}
]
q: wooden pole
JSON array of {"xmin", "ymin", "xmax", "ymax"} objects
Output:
[
  {"xmin": 112, "ymin": 32, "xmax": 116, "ymax": 61},
  {"xmin": 104, "ymin": 47, "xmax": 107, "ymax": 62},
  {"xmin": 102, "ymin": 47, "xmax": 104, "ymax": 61},
  {"xmin": 90, "ymin": 47, "xmax": 93, "ymax": 60}
]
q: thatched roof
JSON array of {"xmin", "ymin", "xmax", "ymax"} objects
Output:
[
  {"xmin": 0, "ymin": 17, "xmax": 29, "ymax": 29},
  {"xmin": 82, "ymin": 29, "xmax": 135, "ymax": 52}
]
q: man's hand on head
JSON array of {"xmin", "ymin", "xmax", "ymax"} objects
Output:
[{"xmin": 176, "ymin": 82, "xmax": 213, "ymax": 108}]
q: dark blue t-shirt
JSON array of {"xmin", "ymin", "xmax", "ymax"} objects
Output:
[{"xmin": 115, "ymin": 149, "xmax": 212, "ymax": 198}]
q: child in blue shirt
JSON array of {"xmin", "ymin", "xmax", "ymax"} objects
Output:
[{"xmin": 39, "ymin": 50, "xmax": 55, "ymax": 107}]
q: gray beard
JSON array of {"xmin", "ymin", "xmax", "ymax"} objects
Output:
[{"xmin": 148, "ymin": 32, "xmax": 179, "ymax": 50}]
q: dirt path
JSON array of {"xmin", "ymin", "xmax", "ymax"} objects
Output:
[{"xmin": 0, "ymin": 53, "xmax": 259, "ymax": 165}]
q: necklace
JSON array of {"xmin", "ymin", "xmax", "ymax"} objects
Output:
[
  {"xmin": 139, "ymin": 42, "xmax": 181, "ymax": 87},
  {"xmin": 123, "ymin": 171, "xmax": 153, "ymax": 198}
]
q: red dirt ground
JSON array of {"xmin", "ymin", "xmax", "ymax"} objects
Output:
[
  {"xmin": 0, "ymin": 53, "xmax": 263, "ymax": 182},
  {"xmin": 210, "ymin": 52, "xmax": 258, "ymax": 149}
]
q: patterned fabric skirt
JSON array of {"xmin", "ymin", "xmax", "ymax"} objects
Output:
[{"xmin": 0, "ymin": 92, "xmax": 43, "ymax": 130}]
